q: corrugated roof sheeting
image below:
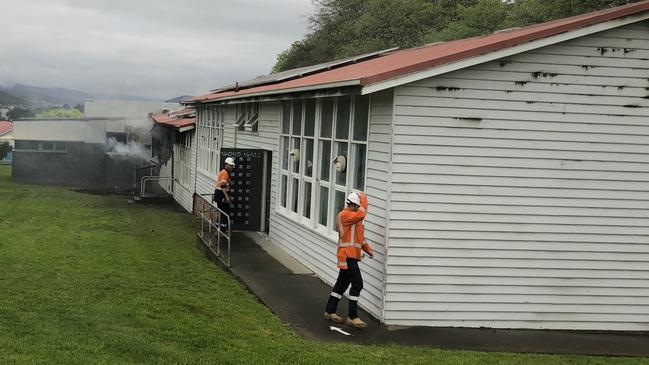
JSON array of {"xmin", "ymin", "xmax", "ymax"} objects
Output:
[{"xmin": 151, "ymin": 108, "xmax": 195, "ymax": 128}]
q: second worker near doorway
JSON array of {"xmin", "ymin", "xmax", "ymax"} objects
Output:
[{"xmin": 213, "ymin": 157, "xmax": 236, "ymax": 229}]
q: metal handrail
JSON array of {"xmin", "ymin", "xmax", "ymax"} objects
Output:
[
  {"xmin": 133, "ymin": 164, "xmax": 159, "ymax": 190},
  {"xmin": 197, "ymin": 193, "xmax": 232, "ymax": 267},
  {"xmin": 140, "ymin": 175, "xmax": 173, "ymax": 196}
]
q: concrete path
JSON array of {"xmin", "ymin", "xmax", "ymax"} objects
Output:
[{"xmin": 196, "ymin": 232, "xmax": 649, "ymax": 357}]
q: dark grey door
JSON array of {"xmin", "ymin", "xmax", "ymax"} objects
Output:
[{"xmin": 220, "ymin": 148, "xmax": 269, "ymax": 231}]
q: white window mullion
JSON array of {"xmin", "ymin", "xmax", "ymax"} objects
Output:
[
  {"xmin": 206, "ymin": 108, "xmax": 211, "ymax": 173},
  {"xmin": 278, "ymin": 100, "xmax": 290, "ymax": 212},
  {"xmin": 205, "ymin": 108, "xmax": 210, "ymax": 173},
  {"xmin": 349, "ymin": 99, "xmax": 355, "ymax": 191},
  {"xmin": 201, "ymin": 110, "xmax": 205, "ymax": 172},
  {"xmin": 296, "ymin": 101, "xmax": 304, "ymax": 218},
  {"xmin": 218, "ymin": 107, "xmax": 223, "ymax": 173},
  {"xmin": 328, "ymin": 98, "xmax": 338, "ymax": 232},
  {"xmin": 213, "ymin": 107, "xmax": 218, "ymax": 175},
  {"xmin": 311, "ymin": 99, "xmax": 322, "ymax": 228},
  {"xmin": 286, "ymin": 100, "xmax": 295, "ymax": 214},
  {"xmin": 205, "ymin": 109, "xmax": 210, "ymax": 172},
  {"xmin": 348, "ymin": 140, "xmax": 355, "ymax": 196},
  {"xmin": 285, "ymin": 101, "xmax": 294, "ymax": 214},
  {"xmin": 200, "ymin": 108, "xmax": 205, "ymax": 172},
  {"xmin": 288, "ymin": 100, "xmax": 298, "ymax": 216}
]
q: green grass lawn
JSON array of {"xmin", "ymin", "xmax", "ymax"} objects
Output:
[{"xmin": 0, "ymin": 164, "xmax": 646, "ymax": 365}]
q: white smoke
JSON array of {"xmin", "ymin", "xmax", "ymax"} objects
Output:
[{"xmin": 106, "ymin": 137, "xmax": 152, "ymax": 162}]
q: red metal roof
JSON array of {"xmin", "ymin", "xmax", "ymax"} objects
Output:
[
  {"xmin": 0, "ymin": 121, "xmax": 13, "ymax": 136},
  {"xmin": 189, "ymin": 0, "xmax": 649, "ymax": 103},
  {"xmin": 151, "ymin": 108, "xmax": 195, "ymax": 128}
]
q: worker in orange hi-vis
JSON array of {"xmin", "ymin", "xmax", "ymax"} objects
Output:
[
  {"xmin": 324, "ymin": 191, "xmax": 374, "ymax": 328},
  {"xmin": 213, "ymin": 157, "xmax": 235, "ymax": 229}
]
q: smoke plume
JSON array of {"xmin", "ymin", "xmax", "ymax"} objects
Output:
[{"xmin": 106, "ymin": 137, "xmax": 152, "ymax": 162}]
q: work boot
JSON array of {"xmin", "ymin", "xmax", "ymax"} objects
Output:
[
  {"xmin": 345, "ymin": 317, "xmax": 368, "ymax": 328},
  {"xmin": 323, "ymin": 312, "xmax": 344, "ymax": 323}
]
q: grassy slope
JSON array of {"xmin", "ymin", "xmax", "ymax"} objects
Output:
[{"xmin": 0, "ymin": 165, "xmax": 646, "ymax": 365}]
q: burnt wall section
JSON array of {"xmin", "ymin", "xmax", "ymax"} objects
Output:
[{"xmin": 151, "ymin": 124, "xmax": 174, "ymax": 166}]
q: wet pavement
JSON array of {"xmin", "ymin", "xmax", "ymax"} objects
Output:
[{"xmin": 195, "ymin": 231, "xmax": 649, "ymax": 357}]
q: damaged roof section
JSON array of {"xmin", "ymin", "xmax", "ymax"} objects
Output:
[
  {"xmin": 151, "ymin": 108, "xmax": 195, "ymax": 132},
  {"xmin": 187, "ymin": 0, "xmax": 649, "ymax": 104}
]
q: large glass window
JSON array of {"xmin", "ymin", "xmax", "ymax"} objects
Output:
[
  {"xmin": 15, "ymin": 140, "xmax": 66, "ymax": 152},
  {"xmin": 278, "ymin": 95, "xmax": 369, "ymax": 234},
  {"xmin": 197, "ymin": 106, "xmax": 223, "ymax": 175},
  {"xmin": 15, "ymin": 140, "xmax": 39, "ymax": 150}
]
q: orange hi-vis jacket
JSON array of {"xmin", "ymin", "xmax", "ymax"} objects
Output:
[
  {"xmin": 336, "ymin": 192, "xmax": 373, "ymax": 269},
  {"xmin": 215, "ymin": 168, "xmax": 230, "ymax": 190}
]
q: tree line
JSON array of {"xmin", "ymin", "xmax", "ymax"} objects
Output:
[{"xmin": 272, "ymin": 0, "xmax": 640, "ymax": 72}]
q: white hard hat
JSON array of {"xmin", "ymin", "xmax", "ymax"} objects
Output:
[
  {"xmin": 346, "ymin": 192, "xmax": 360, "ymax": 206},
  {"xmin": 225, "ymin": 157, "xmax": 236, "ymax": 166}
]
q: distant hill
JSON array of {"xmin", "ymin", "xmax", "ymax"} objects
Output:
[
  {"xmin": 0, "ymin": 90, "xmax": 28, "ymax": 106},
  {"xmin": 165, "ymin": 95, "xmax": 193, "ymax": 103},
  {"xmin": 2, "ymin": 83, "xmax": 164, "ymax": 106},
  {"xmin": 92, "ymin": 92, "xmax": 155, "ymax": 102},
  {"xmin": 6, "ymin": 83, "xmax": 91, "ymax": 106}
]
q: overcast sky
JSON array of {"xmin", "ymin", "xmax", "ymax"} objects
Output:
[{"xmin": 0, "ymin": 0, "xmax": 315, "ymax": 100}]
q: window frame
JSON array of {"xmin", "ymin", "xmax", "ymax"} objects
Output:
[
  {"xmin": 234, "ymin": 102, "xmax": 259, "ymax": 133},
  {"xmin": 15, "ymin": 140, "xmax": 67, "ymax": 153},
  {"xmin": 174, "ymin": 131, "xmax": 192, "ymax": 188},
  {"xmin": 197, "ymin": 106, "xmax": 224, "ymax": 176},
  {"xmin": 277, "ymin": 95, "xmax": 369, "ymax": 237}
]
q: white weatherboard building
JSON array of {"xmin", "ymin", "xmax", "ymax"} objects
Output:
[{"xmin": 170, "ymin": 2, "xmax": 649, "ymax": 331}]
